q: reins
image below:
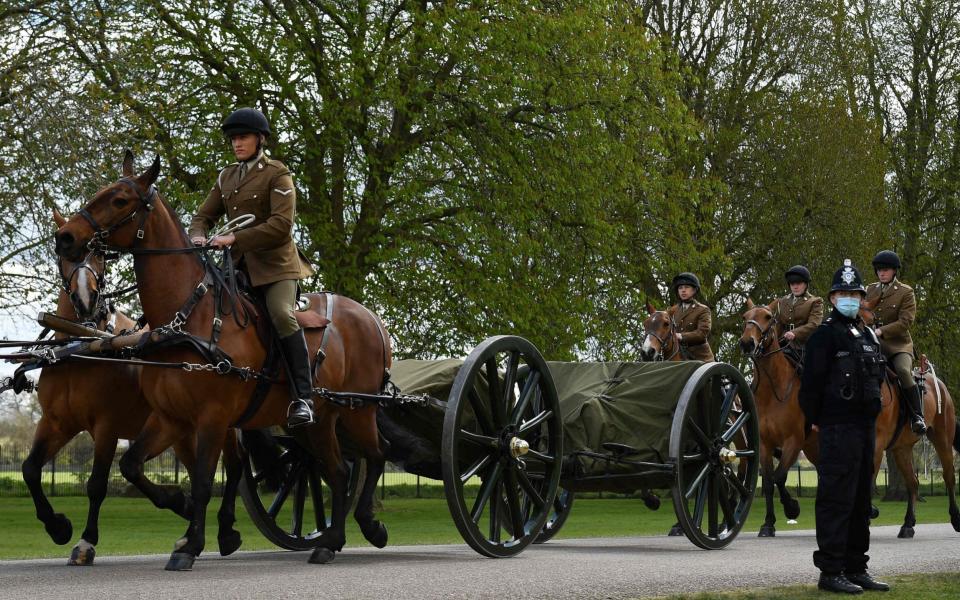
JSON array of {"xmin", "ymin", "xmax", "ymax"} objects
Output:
[{"xmin": 745, "ymin": 313, "xmax": 796, "ymax": 404}]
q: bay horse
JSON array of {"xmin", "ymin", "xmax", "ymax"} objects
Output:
[
  {"xmin": 639, "ymin": 301, "xmax": 684, "ymax": 362},
  {"xmin": 741, "ymin": 299, "xmax": 960, "ymax": 538},
  {"xmin": 22, "ymin": 210, "xmax": 243, "ymax": 565},
  {"xmin": 738, "ymin": 299, "xmax": 806, "ymax": 536},
  {"xmin": 54, "ymin": 152, "xmax": 390, "ymax": 570}
]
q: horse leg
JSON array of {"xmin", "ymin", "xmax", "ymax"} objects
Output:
[
  {"xmin": 166, "ymin": 424, "xmax": 226, "ymax": 571},
  {"xmin": 773, "ymin": 442, "xmax": 802, "ymax": 521},
  {"xmin": 68, "ymin": 431, "xmax": 118, "ymax": 566},
  {"xmin": 118, "ymin": 413, "xmax": 192, "ymax": 521},
  {"xmin": 216, "ymin": 429, "xmax": 243, "ymax": 556},
  {"xmin": 890, "ymin": 447, "xmax": 919, "ymax": 538},
  {"xmin": 307, "ymin": 412, "xmax": 348, "ymax": 564},
  {"xmin": 928, "ymin": 421, "xmax": 960, "ymax": 532},
  {"xmin": 21, "ymin": 419, "xmax": 75, "ymax": 545},
  {"xmin": 341, "ymin": 409, "xmax": 388, "ymax": 548},
  {"xmin": 758, "ymin": 443, "xmax": 777, "ymax": 537}
]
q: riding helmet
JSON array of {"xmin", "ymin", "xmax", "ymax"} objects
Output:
[
  {"xmin": 829, "ymin": 259, "xmax": 866, "ymax": 295},
  {"xmin": 222, "ymin": 108, "xmax": 272, "ymax": 138},
  {"xmin": 784, "ymin": 265, "xmax": 811, "ymax": 284},
  {"xmin": 672, "ymin": 272, "xmax": 701, "ymax": 292},
  {"xmin": 871, "ymin": 250, "xmax": 901, "ymax": 271}
]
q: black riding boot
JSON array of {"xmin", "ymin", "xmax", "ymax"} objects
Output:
[
  {"xmin": 279, "ymin": 329, "xmax": 315, "ymax": 428},
  {"xmin": 908, "ymin": 385, "xmax": 926, "ymax": 435}
]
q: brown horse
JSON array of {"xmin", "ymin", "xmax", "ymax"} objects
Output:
[
  {"xmin": 54, "ymin": 152, "xmax": 390, "ymax": 570},
  {"xmin": 639, "ymin": 301, "xmax": 684, "ymax": 362},
  {"xmin": 22, "ymin": 210, "xmax": 243, "ymax": 565},
  {"xmin": 739, "ymin": 299, "xmax": 806, "ymax": 536},
  {"xmin": 741, "ymin": 299, "xmax": 960, "ymax": 538},
  {"xmin": 858, "ymin": 299, "xmax": 960, "ymax": 537}
]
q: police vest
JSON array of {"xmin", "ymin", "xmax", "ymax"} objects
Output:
[{"xmin": 829, "ymin": 319, "xmax": 885, "ymax": 407}]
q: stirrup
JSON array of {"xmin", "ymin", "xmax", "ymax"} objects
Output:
[{"xmin": 287, "ymin": 399, "xmax": 315, "ymax": 428}]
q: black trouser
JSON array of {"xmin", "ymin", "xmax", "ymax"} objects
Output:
[{"xmin": 813, "ymin": 422, "xmax": 875, "ymax": 575}]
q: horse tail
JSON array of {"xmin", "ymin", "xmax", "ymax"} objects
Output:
[{"xmin": 954, "ymin": 420, "xmax": 960, "ymax": 455}]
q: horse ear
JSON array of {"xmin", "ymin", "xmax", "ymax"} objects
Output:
[
  {"xmin": 745, "ymin": 298, "xmax": 754, "ymax": 310},
  {"xmin": 122, "ymin": 150, "xmax": 135, "ymax": 177},
  {"xmin": 645, "ymin": 300, "xmax": 656, "ymax": 315},
  {"xmin": 766, "ymin": 299, "xmax": 778, "ymax": 312},
  {"xmin": 141, "ymin": 155, "xmax": 161, "ymax": 186},
  {"xmin": 53, "ymin": 207, "xmax": 66, "ymax": 228}
]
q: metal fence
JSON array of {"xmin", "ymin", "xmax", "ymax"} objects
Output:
[{"xmin": 0, "ymin": 437, "xmax": 955, "ymax": 499}]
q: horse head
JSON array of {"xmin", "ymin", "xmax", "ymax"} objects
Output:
[
  {"xmin": 55, "ymin": 151, "xmax": 161, "ymax": 262},
  {"xmin": 859, "ymin": 297, "xmax": 877, "ymax": 326},
  {"xmin": 55, "ymin": 207, "xmax": 109, "ymax": 323},
  {"xmin": 640, "ymin": 300, "xmax": 678, "ymax": 361},
  {"xmin": 739, "ymin": 298, "xmax": 780, "ymax": 357}
]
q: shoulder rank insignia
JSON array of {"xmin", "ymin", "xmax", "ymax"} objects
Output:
[{"xmin": 274, "ymin": 188, "xmax": 293, "ymax": 196}]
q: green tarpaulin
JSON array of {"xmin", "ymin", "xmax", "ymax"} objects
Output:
[{"xmin": 387, "ymin": 358, "xmax": 704, "ymax": 489}]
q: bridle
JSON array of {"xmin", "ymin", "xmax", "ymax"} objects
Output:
[
  {"xmin": 80, "ymin": 177, "xmax": 157, "ymax": 250},
  {"xmin": 743, "ymin": 310, "xmax": 780, "ymax": 360},
  {"xmin": 644, "ymin": 314, "xmax": 681, "ymax": 362},
  {"xmin": 57, "ymin": 249, "xmax": 111, "ymax": 329}
]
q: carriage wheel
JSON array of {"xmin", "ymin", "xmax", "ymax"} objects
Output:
[
  {"xmin": 668, "ymin": 362, "xmax": 759, "ymax": 550},
  {"xmin": 534, "ymin": 488, "xmax": 574, "ymax": 543},
  {"xmin": 238, "ymin": 430, "xmax": 363, "ymax": 551},
  {"xmin": 442, "ymin": 335, "xmax": 563, "ymax": 558}
]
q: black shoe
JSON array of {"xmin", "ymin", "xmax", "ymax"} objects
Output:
[
  {"xmin": 818, "ymin": 574, "xmax": 864, "ymax": 594},
  {"xmin": 278, "ymin": 330, "xmax": 316, "ymax": 429},
  {"xmin": 287, "ymin": 399, "xmax": 314, "ymax": 428},
  {"xmin": 846, "ymin": 573, "xmax": 890, "ymax": 592},
  {"xmin": 909, "ymin": 386, "xmax": 927, "ymax": 435}
]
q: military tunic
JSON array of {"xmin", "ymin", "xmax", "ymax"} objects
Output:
[
  {"xmin": 774, "ymin": 292, "xmax": 824, "ymax": 345},
  {"xmin": 188, "ymin": 154, "xmax": 314, "ymax": 288},
  {"xmin": 666, "ymin": 300, "xmax": 714, "ymax": 362},
  {"xmin": 864, "ymin": 279, "xmax": 915, "ymax": 357}
]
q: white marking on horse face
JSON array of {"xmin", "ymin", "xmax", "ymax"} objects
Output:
[
  {"xmin": 76, "ymin": 267, "xmax": 91, "ymax": 311},
  {"xmin": 642, "ymin": 335, "xmax": 655, "ymax": 355}
]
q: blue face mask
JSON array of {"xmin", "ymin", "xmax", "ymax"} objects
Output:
[{"xmin": 835, "ymin": 297, "xmax": 861, "ymax": 318}]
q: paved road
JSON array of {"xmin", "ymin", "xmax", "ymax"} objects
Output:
[{"xmin": 1, "ymin": 524, "xmax": 957, "ymax": 599}]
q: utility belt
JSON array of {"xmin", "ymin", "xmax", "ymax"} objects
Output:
[{"xmin": 832, "ymin": 325, "xmax": 884, "ymax": 405}]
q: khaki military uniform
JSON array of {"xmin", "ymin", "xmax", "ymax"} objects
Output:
[
  {"xmin": 864, "ymin": 279, "xmax": 915, "ymax": 357},
  {"xmin": 666, "ymin": 301, "xmax": 714, "ymax": 362},
  {"xmin": 774, "ymin": 292, "xmax": 824, "ymax": 345},
  {"xmin": 189, "ymin": 155, "xmax": 313, "ymax": 288}
]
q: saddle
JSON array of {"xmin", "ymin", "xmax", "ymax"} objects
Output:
[{"xmin": 782, "ymin": 343, "xmax": 804, "ymax": 377}]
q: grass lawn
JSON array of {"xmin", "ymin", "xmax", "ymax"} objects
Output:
[
  {"xmin": 0, "ymin": 494, "xmax": 956, "ymax": 560},
  {"xmin": 649, "ymin": 572, "xmax": 960, "ymax": 599}
]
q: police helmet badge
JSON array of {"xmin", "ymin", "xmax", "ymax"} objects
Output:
[{"xmin": 841, "ymin": 259, "xmax": 856, "ymax": 285}]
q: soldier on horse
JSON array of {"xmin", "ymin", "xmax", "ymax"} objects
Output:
[
  {"xmin": 774, "ymin": 265, "xmax": 823, "ymax": 364},
  {"xmin": 666, "ymin": 272, "xmax": 714, "ymax": 362},
  {"xmin": 865, "ymin": 250, "xmax": 926, "ymax": 435},
  {"xmin": 188, "ymin": 108, "xmax": 316, "ymax": 429}
]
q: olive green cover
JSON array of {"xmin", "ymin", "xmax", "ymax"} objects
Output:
[{"xmin": 387, "ymin": 359, "xmax": 704, "ymax": 486}]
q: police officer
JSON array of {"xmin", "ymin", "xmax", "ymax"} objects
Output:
[
  {"xmin": 866, "ymin": 250, "xmax": 926, "ymax": 435},
  {"xmin": 188, "ymin": 108, "xmax": 316, "ymax": 428},
  {"xmin": 775, "ymin": 265, "xmax": 823, "ymax": 351},
  {"xmin": 666, "ymin": 272, "xmax": 714, "ymax": 362},
  {"xmin": 799, "ymin": 260, "xmax": 889, "ymax": 594}
]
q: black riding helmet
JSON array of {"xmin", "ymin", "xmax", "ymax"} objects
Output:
[
  {"xmin": 872, "ymin": 250, "xmax": 901, "ymax": 272},
  {"xmin": 829, "ymin": 259, "xmax": 866, "ymax": 295},
  {"xmin": 222, "ymin": 108, "xmax": 272, "ymax": 138},
  {"xmin": 785, "ymin": 265, "xmax": 811, "ymax": 285},
  {"xmin": 672, "ymin": 272, "xmax": 701, "ymax": 293}
]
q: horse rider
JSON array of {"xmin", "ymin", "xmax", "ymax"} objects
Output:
[
  {"xmin": 799, "ymin": 259, "xmax": 889, "ymax": 594},
  {"xmin": 666, "ymin": 272, "xmax": 714, "ymax": 362},
  {"xmin": 865, "ymin": 250, "xmax": 925, "ymax": 435},
  {"xmin": 188, "ymin": 107, "xmax": 316, "ymax": 429},
  {"xmin": 775, "ymin": 265, "xmax": 823, "ymax": 356}
]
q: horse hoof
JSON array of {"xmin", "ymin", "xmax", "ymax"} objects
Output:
[
  {"xmin": 362, "ymin": 522, "xmax": 388, "ymax": 549},
  {"xmin": 758, "ymin": 525, "xmax": 776, "ymax": 538},
  {"xmin": 667, "ymin": 524, "xmax": 683, "ymax": 537},
  {"xmin": 308, "ymin": 548, "xmax": 335, "ymax": 564},
  {"xmin": 67, "ymin": 541, "xmax": 95, "ymax": 566},
  {"xmin": 218, "ymin": 531, "xmax": 242, "ymax": 556},
  {"xmin": 45, "ymin": 514, "xmax": 73, "ymax": 546},
  {"xmin": 898, "ymin": 526, "xmax": 915, "ymax": 539},
  {"xmin": 783, "ymin": 499, "xmax": 801, "ymax": 520},
  {"xmin": 870, "ymin": 505, "xmax": 880, "ymax": 520},
  {"xmin": 643, "ymin": 495, "xmax": 661, "ymax": 511},
  {"xmin": 164, "ymin": 552, "xmax": 195, "ymax": 571}
]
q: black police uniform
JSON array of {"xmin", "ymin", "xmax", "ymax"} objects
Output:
[{"xmin": 798, "ymin": 261, "xmax": 887, "ymax": 593}]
